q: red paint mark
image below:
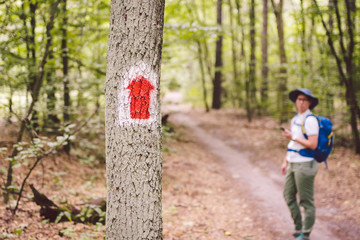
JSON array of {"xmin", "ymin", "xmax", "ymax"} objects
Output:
[{"xmin": 126, "ymin": 76, "xmax": 154, "ymax": 119}]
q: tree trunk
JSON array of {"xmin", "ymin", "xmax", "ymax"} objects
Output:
[
  {"xmin": 261, "ymin": 0, "xmax": 268, "ymax": 113},
  {"xmin": 196, "ymin": 41, "xmax": 210, "ymax": 112},
  {"xmin": 247, "ymin": 0, "xmax": 256, "ymax": 121},
  {"xmin": 105, "ymin": 0, "xmax": 165, "ymax": 238},
  {"xmin": 271, "ymin": 0, "xmax": 288, "ymax": 123},
  {"xmin": 62, "ymin": 0, "xmax": 70, "ymax": 154},
  {"xmin": 46, "ymin": 50, "xmax": 60, "ymax": 127},
  {"xmin": 228, "ymin": 0, "xmax": 240, "ymax": 107},
  {"xmin": 29, "ymin": 0, "xmax": 37, "ymax": 95},
  {"xmin": 346, "ymin": 81, "xmax": 360, "ymax": 153},
  {"xmin": 300, "ymin": 0, "xmax": 306, "ymax": 87},
  {"xmin": 212, "ymin": 0, "xmax": 223, "ymax": 109},
  {"xmin": 235, "ymin": 0, "xmax": 246, "ymax": 108},
  {"xmin": 29, "ymin": 0, "xmax": 39, "ymax": 129}
]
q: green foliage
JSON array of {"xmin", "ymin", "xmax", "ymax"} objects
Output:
[
  {"xmin": 59, "ymin": 227, "xmax": 76, "ymax": 238},
  {"xmin": 76, "ymin": 205, "xmax": 105, "ymax": 224},
  {"xmin": 55, "ymin": 210, "xmax": 72, "ymax": 224},
  {"xmin": 13, "ymin": 223, "xmax": 28, "ymax": 237}
]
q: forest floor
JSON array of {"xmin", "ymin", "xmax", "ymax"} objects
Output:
[{"xmin": 1, "ymin": 102, "xmax": 360, "ymax": 239}]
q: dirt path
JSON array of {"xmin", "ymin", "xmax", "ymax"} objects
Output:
[
  {"xmin": 161, "ymin": 89, "xmax": 341, "ymax": 239},
  {"xmin": 171, "ymin": 111, "xmax": 337, "ymax": 240}
]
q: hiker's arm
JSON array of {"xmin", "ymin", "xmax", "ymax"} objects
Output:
[
  {"xmin": 293, "ymin": 135, "xmax": 318, "ymax": 150},
  {"xmin": 282, "ymin": 129, "xmax": 318, "ymax": 150}
]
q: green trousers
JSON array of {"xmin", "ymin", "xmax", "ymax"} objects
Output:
[{"xmin": 283, "ymin": 160, "xmax": 318, "ymax": 236}]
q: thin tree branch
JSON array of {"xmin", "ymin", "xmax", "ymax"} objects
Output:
[
  {"xmin": 11, "ymin": 106, "xmax": 99, "ymax": 216},
  {"xmin": 333, "ymin": 0, "xmax": 347, "ymax": 60},
  {"xmin": 270, "ymin": 0, "xmax": 279, "ymax": 16},
  {"xmin": 70, "ymin": 57, "xmax": 106, "ymax": 76},
  {"xmin": 312, "ymin": 0, "xmax": 348, "ymax": 87}
]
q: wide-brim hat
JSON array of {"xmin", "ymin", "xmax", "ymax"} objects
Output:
[{"xmin": 289, "ymin": 88, "xmax": 318, "ymax": 109}]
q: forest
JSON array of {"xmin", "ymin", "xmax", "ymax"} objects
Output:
[{"xmin": 0, "ymin": 0, "xmax": 359, "ymax": 239}]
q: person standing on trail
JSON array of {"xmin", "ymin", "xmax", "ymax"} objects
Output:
[{"xmin": 281, "ymin": 88, "xmax": 319, "ymax": 240}]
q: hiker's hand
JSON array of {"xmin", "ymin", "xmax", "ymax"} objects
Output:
[
  {"xmin": 281, "ymin": 161, "xmax": 287, "ymax": 175},
  {"xmin": 282, "ymin": 129, "xmax": 292, "ymax": 140}
]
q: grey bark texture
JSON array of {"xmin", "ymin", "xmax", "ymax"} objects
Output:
[{"xmin": 105, "ymin": 0, "xmax": 165, "ymax": 239}]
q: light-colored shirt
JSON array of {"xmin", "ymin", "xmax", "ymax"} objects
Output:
[{"xmin": 287, "ymin": 109, "xmax": 319, "ymax": 163}]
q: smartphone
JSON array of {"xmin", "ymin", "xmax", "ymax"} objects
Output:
[{"xmin": 279, "ymin": 127, "xmax": 285, "ymax": 131}]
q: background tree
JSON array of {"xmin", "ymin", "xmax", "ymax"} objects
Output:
[
  {"xmin": 261, "ymin": 0, "xmax": 269, "ymax": 113},
  {"xmin": 271, "ymin": 0, "xmax": 288, "ymax": 123},
  {"xmin": 313, "ymin": 0, "xmax": 360, "ymax": 153},
  {"xmin": 212, "ymin": 0, "xmax": 223, "ymax": 109},
  {"xmin": 247, "ymin": 0, "xmax": 257, "ymax": 122},
  {"xmin": 62, "ymin": 0, "xmax": 71, "ymax": 154}
]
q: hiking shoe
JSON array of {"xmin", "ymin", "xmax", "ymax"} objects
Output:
[
  {"xmin": 292, "ymin": 230, "xmax": 301, "ymax": 237},
  {"xmin": 295, "ymin": 233, "xmax": 310, "ymax": 240}
]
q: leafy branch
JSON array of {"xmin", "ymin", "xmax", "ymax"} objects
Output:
[{"xmin": 3, "ymin": 0, "xmax": 61, "ymax": 203}]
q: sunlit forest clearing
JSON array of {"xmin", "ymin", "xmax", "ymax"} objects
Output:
[{"xmin": 0, "ymin": 0, "xmax": 360, "ymax": 239}]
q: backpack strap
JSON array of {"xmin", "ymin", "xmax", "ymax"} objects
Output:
[
  {"xmin": 328, "ymin": 132, "xmax": 334, "ymax": 145},
  {"xmin": 287, "ymin": 149, "xmax": 299, "ymax": 153},
  {"xmin": 301, "ymin": 114, "xmax": 316, "ymax": 139}
]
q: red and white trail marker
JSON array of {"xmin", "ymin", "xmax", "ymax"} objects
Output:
[
  {"xmin": 118, "ymin": 63, "xmax": 158, "ymax": 125},
  {"xmin": 126, "ymin": 76, "xmax": 154, "ymax": 120}
]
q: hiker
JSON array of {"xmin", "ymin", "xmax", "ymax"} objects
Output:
[{"xmin": 281, "ymin": 88, "xmax": 319, "ymax": 240}]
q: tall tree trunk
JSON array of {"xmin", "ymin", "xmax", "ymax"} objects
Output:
[
  {"xmin": 199, "ymin": 0, "xmax": 215, "ymax": 89},
  {"xmin": 212, "ymin": 0, "xmax": 223, "ymax": 109},
  {"xmin": 29, "ymin": 0, "xmax": 37, "ymax": 93},
  {"xmin": 46, "ymin": 50, "xmax": 60, "ymax": 127},
  {"xmin": 247, "ymin": 0, "xmax": 256, "ymax": 121},
  {"xmin": 235, "ymin": 0, "xmax": 246, "ymax": 108},
  {"xmin": 196, "ymin": 41, "xmax": 210, "ymax": 112},
  {"xmin": 105, "ymin": 0, "xmax": 165, "ymax": 238},
  {"xmin": 300, "ymin": 0, "xmax": 306, "ymax": 87},
  {"xmin": 62, "ymin": 0, "xmax": 70, "ymax": 154},
  {"xmin": 271, "ymin": 0, "xmax": 288, "ymax": 123},
  {"xmin": 228, "ymin": 0, "xmax": 240, "ymax": 107},
  {"xmin": 261, "ymin": 0, "xmax": 268, "ymax": 113},
  {"xmin": 29, "ymin": 0, "xmax": 39, "ymax": 129}
]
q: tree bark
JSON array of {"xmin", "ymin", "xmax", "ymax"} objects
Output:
[
  {"xmin": 105, "ymin": 0, "xmax": 165, "ymax": 239},
  {"xmin": 261, "ymin": 0, "xmax": 268, "ymax": 113},
  {"xmin": 235, "ymin": 0, "xmax": 246, "ymax": 108},
  {"xmin": 228, "ymin": 0, "xmax": 240, "ymax": 107},
  {"xmin": 247, "ymin": 0, "xmax": 256, "ymax": 121},
  {"xmin": 62, "ymin": 0, "xmax": 70, "ymax": 154},
  {"xmin": 29, "ymin": 0, "xmax": 37, "ymax": 95},
  {"xmin": 46, "ymin": 50, "xmax": 60, "ymax": 127},
  {"xmin": 196, "ymin": 40, "xmax": 210, "ymax": 112},
  {"xmin": 271, "ymin": 0, "xmax": 288, "ymax": 123},
  {"xmin": 29, "ymin": 0, "xmax": 39, "ymax": 128},
  {"xmin": 212, "ymin": 0, "xmax": 223, "ymax": 109},
  {"xmin": 300, "ymin": 0, "xmax": 306, "ymax": 87}
]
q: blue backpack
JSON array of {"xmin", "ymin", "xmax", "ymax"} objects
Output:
[{"xmin": 289, "ymin": 114, "xmax": 334, "ymax": 168}]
